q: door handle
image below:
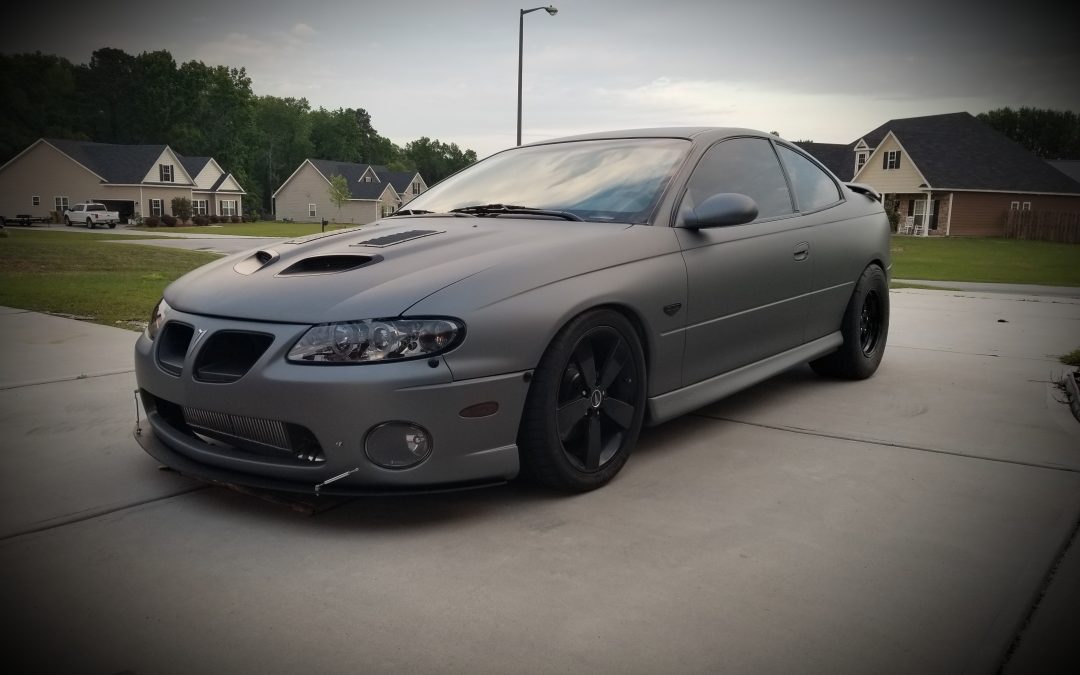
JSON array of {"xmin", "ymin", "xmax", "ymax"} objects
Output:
[{"xmin": 793, "ymin": 242, "xmax": 810, "ymax": 261}]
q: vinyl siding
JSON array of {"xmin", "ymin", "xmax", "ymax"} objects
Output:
[
  {"xmin": 275, "ymin": 162, "xmax": 380, "ymax": 224},
  {"xmin": 0, "ymin": 141, "xmax": 103, "ymax": 218},
  {"xmin": 193, "ymin": 163, "xmax": 223, "ymax": 189},
  {"xmin": 141, "ymin": 148, "xmax": 192, "ymax": 185},
  {"xmin": 853, "ymin": 134, "xmax": 927, "ymax": 194}
]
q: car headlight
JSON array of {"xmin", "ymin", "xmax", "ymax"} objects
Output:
[
  {"xmin": 287, "ymin": 318, "xmax": 464, "ymax": 364},
  {"xmin": 147, "ymin": 298, "xmax": 170, "ymax": 340}
]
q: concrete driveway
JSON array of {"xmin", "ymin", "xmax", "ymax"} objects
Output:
[{"xmin": 0, "ymin": 289, "xmax": 1077, "ymax": 674}]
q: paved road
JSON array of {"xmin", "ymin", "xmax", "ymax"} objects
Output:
[{"xmin": 0, "ymin": 289, "xmax": 1077, "ymax": 674}]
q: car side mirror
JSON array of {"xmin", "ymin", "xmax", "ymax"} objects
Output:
[{"xmin": 680, "ymin": 193, "xmax": 758, "ymax": 229}]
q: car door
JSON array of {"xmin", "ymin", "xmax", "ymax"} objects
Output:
[{"xmin": 676, "ymin": 136, "xmax": 813, "ymax": 386}]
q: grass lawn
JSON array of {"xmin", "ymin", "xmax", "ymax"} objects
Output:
[
  {"xmin": 0, "ymin": 229, "xmax": 218, "ymax": 330},
  {"xmin": 130, "ymin": 221, "xmax": 362, "ymax": 237},
  {"xmin": 891, "ymin": 236, "xmax": 1080, "ymax": 286}
]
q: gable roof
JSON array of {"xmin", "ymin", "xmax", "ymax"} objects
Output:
[
  {"xmin": 854, "ymin": 113, "xmax": 1080, "ymax": 194},
  {"xmin": 793, "ymin": 142, "xmax": 854, "ymax": 181},
  {"xmin": 308, "ymin": 159, "xmax": 398, "ymax": 199},
  {"xmin": 179, "ymin": 155, "xmax": 212, "ymax": 177},
  {"xmin": 372, "ymin": 166, "xmax": 419, "ymax": 193},
  {"xmin": 46, "ymin": 138, "xmax": 174, "ymax": 184}
]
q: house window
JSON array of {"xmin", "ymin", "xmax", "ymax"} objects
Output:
[
  {"xmin": 1009, "ymin": 201, "xmax": 1020, "ymax": 210},
  {"xmin": 220, "ymin": 200, "xmax": 237, "ymax": 217},
  {"xmin": 54, "ymin": 196, "xmax": 69, "ymax": 212},
  {"xmin": 381, "ymin": 203, "xmax": 396, "ymax": 218},
  {"xmin": 855, "ymin": 153, "xmax": 867, "ymax": 172},
  {"xmin": 192, "ymin": 199, "xmax": 208, "ymax": 215},
  {"xmin": 149, "ymin": 199, "xmax": 163, "ymax": 216},
  {"xmin": 883, "ymin": 151, "xmax": 901, "ymax": 170},
  {"xmin": 1022, "ymin": 201, "xmax": 1031, "ymax": 211},
  {"xmin": 364, "ymin": 175, "xmax": 372, "ymax": 182},
  {"xmin": 411, "ymin": 181, "xmax": 421, "ymax": 195},
  {"xmin": 308, "ymin": 204, "xmax": 317, "ymax": 218},
  {"xmin": 32, "ymin": 195, "xmax": 40, "ymax": 206},
  {"xmin": 159, "ymin": 164, "xmax": 173, "ymax": 182}
]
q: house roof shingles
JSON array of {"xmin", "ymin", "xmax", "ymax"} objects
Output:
[
  {"xmin": 179, "ymin": 155, "xmax": 211, "ymax": 178},
  {"xmin": 857, "ymin": 112, "xmax": 1080, "ymax": 194},
  {"xmin": 47, "ymin": 138, "xmax": 173, "ymax": 184},
  {"xmin": 309, "ymin": 159, "xmax": 407, "ymax": 199},
  {"xmin": 793, "ymin": 142, "xmax": 854, "ymax": 181}
]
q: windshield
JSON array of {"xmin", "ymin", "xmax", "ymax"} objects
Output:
[{"xmin": 399, "ymin": 138, "xmax": 690, "ymax": 223}]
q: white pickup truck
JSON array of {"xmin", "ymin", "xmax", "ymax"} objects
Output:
[{"xmin": 64, "ymin": 202, "xmax": 119, "ymax": 229}]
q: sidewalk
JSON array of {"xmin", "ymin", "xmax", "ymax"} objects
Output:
[{"xmin": 894, "ymin": 278, "xmax": 1080, "ymax": 299}]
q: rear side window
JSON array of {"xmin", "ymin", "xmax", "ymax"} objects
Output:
[
  {"xmin": 778, "ymin": 146, "xmax": 842, "ymax": 212},
  {"xmin": 87, "ymin": 204, "xmax": 106, "ymax": 212},
  {"xmin": 683, "ymin": 137, "xmax": 793, "ymax": 220}
]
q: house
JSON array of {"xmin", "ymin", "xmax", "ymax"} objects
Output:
[
  {"xmin": 799, "ymin": 113, "xmax": 1080, "ymax": 236},
  {"xmin": 272, "ymin": 159, "xmax": 428, "ymax": 224},
  {"xmin": 0, "ymin": 139, "xmax": 245, "ymax": 223}
]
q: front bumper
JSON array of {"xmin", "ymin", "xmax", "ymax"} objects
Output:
[{"xmin": 134, "ymin": 309, "xmax": 528, "ymax": 493}]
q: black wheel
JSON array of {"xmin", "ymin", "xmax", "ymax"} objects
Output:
[
  {"xmin": 108, "ymin": 223, "xmax": 116, "ymax": 229},
  {"xmin": 65, "ymin": 217, "xmax": 72, "ymax": 227},
  {"xmin": 518, "ymin": 309, "xmax": 647, "ymax": 492},
  {"xmin": 86, "ymin": 218, "xmax": 94, "ymax": 229},
  {"xmin": 810, "ymin": 264, "xmax": 889, "ymax": 379}
]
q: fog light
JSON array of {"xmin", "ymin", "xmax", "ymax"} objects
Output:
[{"xmin": 365, "ymin": 422, "xmax": 432, "ymax": 469}]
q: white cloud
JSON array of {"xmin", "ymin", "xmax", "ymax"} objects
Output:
[{"xmin": 290, "ymin": 23, "xmax": 317, "ymax": 38}]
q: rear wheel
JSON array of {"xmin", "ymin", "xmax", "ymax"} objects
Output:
[
  {"xmin": 86, "ymin": 218, "xmax": 94, "ymax": 229},
  {"xmin": 518, "ymin": 309, "xmax": 647, "ymax": 492},
  {"xmin": 810, "ymin": 264, "xmax": 888, "ymax": 379},
  {"xmin": 108, "ymin": 223, "xmax": 116, "ymax": 229}
]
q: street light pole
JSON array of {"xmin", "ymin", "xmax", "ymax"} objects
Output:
[{"xmin": 517, "ymin": 6, "xmax": 558, "ymax": 146}]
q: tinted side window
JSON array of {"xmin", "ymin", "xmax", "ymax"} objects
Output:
[
  {"xmin": 778, "ymin": 146, "xmax": 842, "ymax": 212},
  {"xmin": 683, "ymin": 137, "xmax": 793, "ymax": 220}
]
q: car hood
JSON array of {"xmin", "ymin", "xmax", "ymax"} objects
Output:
[{"xmin": 164, "ymin": 217, "xmax": 644, "ymax": 324}]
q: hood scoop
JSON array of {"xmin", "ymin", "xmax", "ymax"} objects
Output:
[
  {"xmin": 277, "ymin": 254, "xmax": 381, "ymax": 276},
  {"xmin": 351, "ymin": 229, "xmax": 443, "ymax": 248},
  {"xmin": 233, "ymin": 249, "xmax": 279, "ymax": 275}
]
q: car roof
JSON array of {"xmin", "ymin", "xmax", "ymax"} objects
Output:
[{"xmin": 527, "ymin": 127, "xmax": 776, "ymax": 146}]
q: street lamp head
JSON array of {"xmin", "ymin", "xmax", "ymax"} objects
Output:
[{"xmin": 545, "ymin": 6, "xmax": 558, "ymax": 15}]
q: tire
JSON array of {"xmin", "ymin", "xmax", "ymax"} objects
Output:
[
  {"xmin": 810, "ymin": 264, "xmax": 889, "ymax": 379},
  {"xmin": 108, "ymin": 223, "xmax": 116, "ymax": 229},
  {"xmin": 65, "ymin": 217, "xmax": 72, "ymax": 227},
  {"xmin": 86, "ymin": 218, "xmax": 94, "ymax": 229},
  {"xmin": 518, "ymin": 309, "xmax": 647, "ymax": 492}
]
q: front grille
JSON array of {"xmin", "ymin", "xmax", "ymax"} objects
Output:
[
  {"xmin": 156, "ymin": 323, "xmax": 194, "ymax": 376},
  {"xmin": 143, "ymin": 392, "xmax": 326, "ymax": 464},
  {"xmin": 183, "ymin": 406, "xmax": 291, "ymax": 452},
  {"xmin": 193, "ymin": 331, "xmax": 273, "ymax": 383}
]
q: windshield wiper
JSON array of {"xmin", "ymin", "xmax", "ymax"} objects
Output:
[{"xmin": 448, "ymin": 204, "xmax": 583, "ymax": 221}]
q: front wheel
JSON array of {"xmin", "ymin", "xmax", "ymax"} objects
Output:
[
  {"xmin": 65, "ymin": 217, "xmax": 72, "ymax": 227},
  {"xmin": 810, "ymin": 264, "xmax": 889, "ymax": 379},
  {"xmin": 518, "ymin": 309, "xmax": 647, "ymax": 492}
]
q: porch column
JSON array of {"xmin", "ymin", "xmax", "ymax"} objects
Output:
[{"xmin": 922, "ymin": 193, "xmax": 932, "ymax": 237}]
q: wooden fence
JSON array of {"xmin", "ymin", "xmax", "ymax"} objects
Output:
[{"xmin": 1004, "ymin": 209, "xmax": 1080, "ymax": 243}]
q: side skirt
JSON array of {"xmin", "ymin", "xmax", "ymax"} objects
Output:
[{"xmin": 646, "ymin": 332, "xmax": 843, "ymax": 425}]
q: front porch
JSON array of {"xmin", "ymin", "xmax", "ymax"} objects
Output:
[{"xmin": 886, "ymin": 192, "xmax": 952, "ymax": 236}]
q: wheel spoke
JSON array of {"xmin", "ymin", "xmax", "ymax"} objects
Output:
[
  {"xmin": 584, "ymin": 416, "xmax": 602, "ymax": 470},
  {"xmin": 575, "ymin": 342, "xmax": 597, "ymax": 390},
  {"xmin": 601, "ymin": 397, "xmax": 635, "ymax": 430},
  {"xmin": 598, "ymin": 338, "xmax": 628, "ymax": 390},
  {"xmin": 557, "ymin": 398, "xmax": 590, "ymax": 441}
]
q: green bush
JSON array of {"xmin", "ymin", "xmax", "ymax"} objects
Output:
[
  {"xmin": 171, "ymin": 197, "xmax": 192, "ymax": 222},
  {"xmin": 144, "ymin": 216, "xmax": 160, "ymax": 228}
]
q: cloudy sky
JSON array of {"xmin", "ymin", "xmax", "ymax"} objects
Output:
[{"xmin": 6, "ymin": 0, "xmax": 1078, "ymax": 157}]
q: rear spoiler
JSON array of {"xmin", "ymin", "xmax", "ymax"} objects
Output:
[{"xmin": 845, "ymin": 183, "xmax": 881, "ymax": 202}]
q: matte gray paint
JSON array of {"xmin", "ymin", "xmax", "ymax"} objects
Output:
[{"xmin": 135, "ymin": 127, "xmax": 891, "ymax": 492}]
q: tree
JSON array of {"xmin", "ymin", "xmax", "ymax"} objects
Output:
[
  {"xmin": 171, "ymin": 197, "xmax": 192, "ymax": 223},
  {"xmin": 977, "ymin": 107, "xmax": 1080, "ymax": 160},
  {"xmin": 403, "ymin": 137, "xmax": 478, "ymax": 184},
  {"xmin": 328, "ymin": 174, "xmax": 350, "ymax": 222}
]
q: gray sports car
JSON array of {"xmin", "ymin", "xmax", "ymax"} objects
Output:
[{"xmin": 134, "ymin": 127, "xmax": 890, "ymax": 494}]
